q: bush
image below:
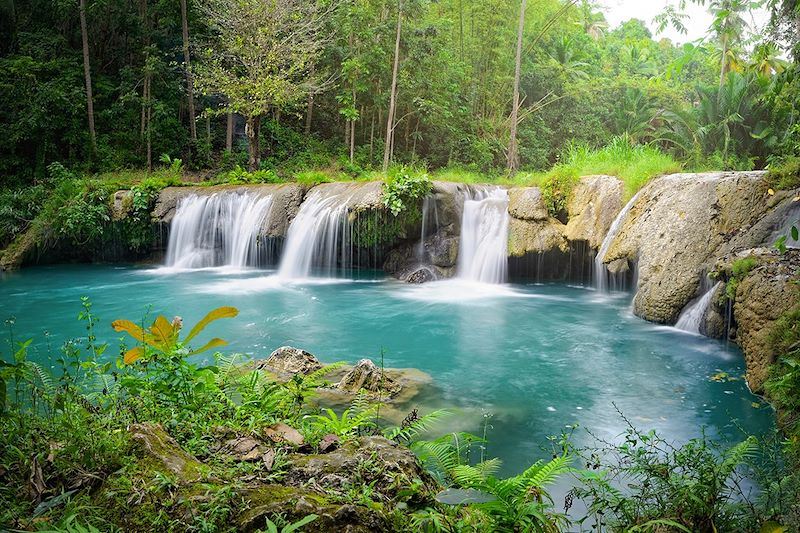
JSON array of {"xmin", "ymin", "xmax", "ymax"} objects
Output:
[
  {"xmin": 769, "ymin": 157, "xmax": 800, "ymax": 191},
  {"xmin": 382, "ymin": 168, "xmax": 432, "ymax": 216}
]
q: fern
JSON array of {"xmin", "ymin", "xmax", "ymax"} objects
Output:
[
  {"xmin": 27, "ymin": 361, "xmax": 55, "ymax": 399},
  {"xmin": 384, "ymin": 408, "xmax": 452, "ymax": 444}
]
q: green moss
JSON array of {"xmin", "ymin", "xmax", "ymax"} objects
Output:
[{"xmin": 724, "ymin": 256, "xmax": 759, "ymax": 302}]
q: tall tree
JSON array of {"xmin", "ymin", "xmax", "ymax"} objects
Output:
[
  {"xmin": 79, "ymin": 0, "xmax": 97, "ymax": 154},
  {"xmin": 383, "ymin": 0, "xmax": 403, "ymax": 173},
  {"xmin": 195, "ymin": 0, "xmax": 327, "ymax": 170},
  {"xmin": 506, "ymin": 0, "xmax": 526, "ymax": 173},
  {"xmin": 180, "ymin": 0, "xmax": 197, "ymax": 142}
]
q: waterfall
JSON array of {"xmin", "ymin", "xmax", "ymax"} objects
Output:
[
  {"xmin": 277, "ymin": 190, "xmax": 352, "ymax": 279},
  {"xmin": 594, "ymin": 188, "xmax": 645, "ymax": 291},
  {"xmin": 417, "ymin": 195, "xmax": 440, "ymax": 261},
  {"xmin": 676, "ymin": 281, "xmax": 722, "ymax": 334},
  {"xmin": 456, "ymin": 187, "xmax": 510, "ymax": 283},
  {"xmin": 164, "ymin": 192, "xmax": 273, "ymax": 269}
]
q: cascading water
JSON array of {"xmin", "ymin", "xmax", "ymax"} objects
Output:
[
  {"xmin": 676, "ymin": 280, "xmax": 722, "ymax": 334},
  {"xmin": 594, "ymin": 189, "xmax": 645, "ymax": 291},
  {"xmin": 416, "ymin": 195, "xmax": 440, "ymax": 261},
  {"xmin": 277, "ymin": 190, "xmax": 352, "ymax": 279},
  {"xmin": 456, "ymin": 187, "xmax": 510, "ymax": 283},
  {"xmin": 164, "ymin": 192, "xmax": 273, "ymax": 269}
]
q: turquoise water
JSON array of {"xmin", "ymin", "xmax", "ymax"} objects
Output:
[{"xmin": 0, "ymin": 265, "xmax": 772, "ymax": 475}]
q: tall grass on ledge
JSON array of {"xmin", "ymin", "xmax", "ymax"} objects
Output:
[{"xmin": 517, "ymin": 135, "xmax": 683, "ymax": 199}]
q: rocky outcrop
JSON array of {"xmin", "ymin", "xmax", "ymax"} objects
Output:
[
  {"xmin": 114, "ymin": 425, "xmax": 436, "ymax": 533},
  {"xmin": 564, "ymin": 175, "xmax": 625, "ymax": 250},
  {"xmin": 336, "ymin": 359, "xmax": 402, "ymax": 398},
  {"xmin": 153, "ymin": 183, "xmax": 304, "ymax": 238},
  {"xmin": 382, "ymin": 181, "xmax": 470, "ymax": 282},
  {"xmin": 257, "ymin": 346, "xmax": 323, "ymax": 376},
  {"xmin": 714, "ymin": 249, "xmax": 800, "ymax": 392},
  {"xmin": 508, "ymin": 187, "xmax": 549, "ymax": 221},
  {"xmin": 599, "ymin": 172, "xmax": 772, "ymax": 323}
]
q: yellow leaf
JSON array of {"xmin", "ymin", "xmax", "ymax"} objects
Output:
[
  {"xmin": 768, "ymin": 188, "xmax": 775, "ymax": 196},
  {"xmin": 760, "ymin": 521, "xmax": 788, "ymax": 533},
  {"xmin": 183, "ymin": 306, "xmax": 239, "ymax": 344},
  {"xmin": 123, "ymin": 346, "xmax": 145, "ymax": 364},
  {"xmin": 111, "ymin": 320, "xmax": 149, "ymax": 343},
  {"xmin": 793, "ymin": 196, "xmax": 800, "ymax": 202},
  {"xmin": 149, "ymin": 315, "xmax": 177, "ymax": 349},
  {"xmin": 190, "ymin": 337, "xmax": 228, "ymax": 355}
]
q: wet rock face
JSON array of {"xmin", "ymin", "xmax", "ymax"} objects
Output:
[
  {"xmin": 598, "ymin": 171, "xmax": 771, "ymax": 324},
  {"xmin": 259, "ymin": 346, "xmax": 323, "ymax": 376},
  {"xmin": 508, "ymin": 187, "xmax": 549, "ymax": 221}
]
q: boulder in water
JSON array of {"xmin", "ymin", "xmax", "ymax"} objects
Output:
[{"xmin": 336, "ymin": 359, "xmax": 402, "ymax": 397}]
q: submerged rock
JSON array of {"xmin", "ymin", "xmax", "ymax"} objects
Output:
[
  {"xmin": 258, "ymin": 346, "xmax": 323, "ymax": 376},
  {"xmin": 336, "ymin": 359, "xmax": 402, "ymax": 398}
]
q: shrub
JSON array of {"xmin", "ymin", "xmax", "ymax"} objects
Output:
[
  {"xmin": 382, "ymin": 168, "xmax": 432, "ymax": 216},
  {"xmin": 769, "ymin": 157, "xmax": 800, "ymax": 191}
]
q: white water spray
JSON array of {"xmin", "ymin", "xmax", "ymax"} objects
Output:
[
  {"xmin": 676, "ymin": 281, "xmax": 722, "ymax": 334},
  {"xmin": 164, "ymin": 192, "xmax": 273, "ymax": 269},
  {"xmin": 594, "ymin": 189, "xmax": 645, "ymax": 291},
  {"xmin": 277, "ymin": 190, "xmax": 352, "ymax": 279},
  {"xmin": 456, "ymin": 188, "xmax": 510, "ymax": 284}
]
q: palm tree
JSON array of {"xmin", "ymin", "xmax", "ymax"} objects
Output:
[
  {"xmin": 576, "ymin": 0, "xmax": 607, "ymax": 40},
  {"xmin": 550, "ymin": 35, "xmax": 591, "ymax": 80},
  {"xmin": 708, "ymin": 0, "xmax": 750, "ymax": 89}
]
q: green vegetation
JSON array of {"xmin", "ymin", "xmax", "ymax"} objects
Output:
[
  {"xmin": 723, "ymin": 256, "xmax": 760, "ymax": 302},
  {"xmin": 2, "ymin": 301, "xmax": 797, "ymax": 531},
  {"xmin": 769, "ymin": 157, "xmax": 800, "ymax": 191}
]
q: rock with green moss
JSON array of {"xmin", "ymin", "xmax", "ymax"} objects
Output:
[
  {"xmin": 129, "ymin": 422, "xmax": 207, "ymax": 483},
  {"xmin": 712, "ymin": 249, "xmax": 800, "ymax": 392}
]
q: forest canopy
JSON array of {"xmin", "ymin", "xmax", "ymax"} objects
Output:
[{"xmin": 0, "ymin": 0, "xmax": 798, "ymax": 185}]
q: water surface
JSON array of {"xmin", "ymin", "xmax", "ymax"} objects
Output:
[{"xmin": 0, "ymin": 265, "xmax": 771, "ymax": 475}]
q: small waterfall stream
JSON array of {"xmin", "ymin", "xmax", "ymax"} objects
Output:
[
  {"xmin": 594, "ymin": 189, "xmax": 645, "ymax": 291},
  {"xmin": 456, "ymin": 187, "xmax": 510, "ymax": 283},
  {"xmin": 277, "ymin": 190, "xmax": 352, "ymax": 279},
  {"xmin": 675, "ymin": 281, "xmax": 722, "ymax": 334},
  {"xmin": 416, "ymin": 195, "xmax": 440, "ymax": 262},
  {"xmin": 164, "ymin": 192, "xmax": 273, "ymax": 269}
]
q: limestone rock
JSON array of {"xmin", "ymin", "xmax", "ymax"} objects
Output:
[
  {"xmin": 129, "ymin": 423, "xmax": 204, "ymax": 482},
  {"xmin": 564, "ymin": 175, "xmax": 624, "ymax": 249},
  {"xmin": 406, "ymin": 267, "xmax": 437, "ymax": 284},
  {"xmin": 111, "ymin": 190, "xmax": 133, "ymax": 221},
  {"xmin": 597, "ymin": 171, "xmax": 771, "ymax": 323},
  {"xmin": 221, "ymin": 436, "xmax": 272, "ymax": 463},
  {"xmin": 508, "ymin": 218, "xmax": 568, "ymax": 257},
  {"xmin": 726, "ymin": 249, "xmax": 800, "ymax": 392},
  {"xmin": 336, "ymin": 359, "xmax": 402, "ymax": 397},
  {"xmin": 260, "ymin": 346, "xmax": 322, "ymax": 375},
  {"xmin": 153, "ymin": 183, "xmax": 304, "ymax": 238},
  {"xmin": 508, "ymin": 187, "xmax": 549, "ymax": 221},
  {"xmin": 264, "ymin": 422, "xmax": 305, "ymax": 447}
]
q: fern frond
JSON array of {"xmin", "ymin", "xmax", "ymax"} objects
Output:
[
  {"xmin": 521, "ymin": 454, "xmax": 572, "ymax": 491},
  {"xmin": 384, "ymin": 409, "xmax": 452, "ymax": 443},
  {"xmin": 720, "ymin": 436, "xmax": 758, "ymax": 476},
  {"xmin": 26, "ymin": 362, "xmax": 55, "ymax": 398}
]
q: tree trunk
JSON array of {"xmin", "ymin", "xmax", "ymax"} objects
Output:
[
  {"xmin": 246, "ymin": 115, "xmax": 261, "ymax": 171},
  {"xmin": 506, "ymin": 0, "xmax": 526, "ymax": 174},
  {"xmin": 305, "ymin": 64, "xmax": 315, "ymax": 135},
  {"xmin": 79, "ymin": 0, "xmax": 97, "ymax": 154},
  {"xmin": 180, "ymin": 0, "xmax": 197, "ymax": 142},
  {"xmin": 382, "ymin": 0, "xmax": 402, "ymax": 173},
  {"xmin": 350, "ymin": 85, "xmax": 357, "ymax": 163},
  {"xmin": 226, "ymin": 112, "xmax": 234, "ymax": 151}
]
